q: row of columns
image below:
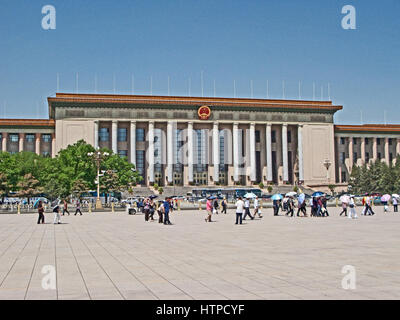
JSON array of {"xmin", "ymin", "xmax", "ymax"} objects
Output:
[
  {"xmin": 1, "ymin": 132, "xmax": 55, "ymax": 157},
  {"xmin": 93, "ymin": 121, "xmax": 305, "ymax": 185},
  {"xmin": 344, "ymin": 136, "xmax": 400, "ymax": 168}
]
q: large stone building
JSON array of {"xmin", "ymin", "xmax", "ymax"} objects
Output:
[{"xmin": 2, "ymin": 93, "xmax": 400, "ymax": 189}]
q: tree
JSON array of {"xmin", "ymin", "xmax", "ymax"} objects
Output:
[
  {"xmin": 72, "ymin": 179, "xmax": 89, "ymax": 199},
  {"xmin": 0, "ymin": 173, "xmax": 10, "ymax": 201},
  {"xmin": 17, "ymin": 173, "xmax": 42, "ymax": 203},
  {"xmin": 328, "ymin": 184, "xmax": 336, "ymax": 195},
  {"xmin": 100, "ymin": 170, "xmax": 119, "ymax": 203}
]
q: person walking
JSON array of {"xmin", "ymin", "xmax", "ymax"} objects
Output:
[
  {"xmin": 348, "ymin": 196, "xmax": 358, "ymax": 219},
  {"xmin": 37, "ymin": 201, "xmax": 45, "ymax": 224},
  {"xmin": 322, "ymin": 197, "xmax": 329, "ymax": 217},
  {"xmin": 213, "ymin": 199, "xmax": 219, "ymax": 215},
  {"xmin": 243, "ymin": 197, "xmax": 254, "ymax": 220},
  {"xmin": 74, "ymin": 200, "xmax": 82, "ymax": 216},
  {"xmin": 205, "ymin": 198, "xmax": 213, "ymax": 222},
  {"xmin": 157, "ymin": 201, "xmax": 164, "ymax": 223},
  {"xmin": 163, "ymin": 198, "xmax": 172, "ymax": 225},
  {"xmin": 53, "ymin": 204, "xmax": 61, "ymax": 224},
  {"xmin": 235, "ymin": 197, "xmax": 245, "ymax": 225},
  {"xmin": 273, "ymin": 199, "xmax": 280, "ymax": 216},
  {"xmin": 287, "ymin": 197, "xmax": 295, "ymax": 217},
  {"xmin": 253, "ymin": 196, "xmax": 262, "ymax": 218},
  {"xmin": 340, "ymin": 201, "xmax": 348, "ymax": 216},
  {"xmin": 62, "ymin": 200, "xmax": 70, "ymax": 216},
  {"xmin": 149, "ymin": 199, "xmax": 155, "ymax": 221},
  {"xmin": 393, "ymin": 197, "xmax": 398, "ymax": 212},
  {"xmin": 144, "ymin": 198, "xmax": 150, "ymax": 221},
  {"xmin": 296, "ymin": 199, "xmax": 307, "ymax": 217},
  {"xmin": 221, "ymin": 197, "xmax": 227, "ymax": 214}
]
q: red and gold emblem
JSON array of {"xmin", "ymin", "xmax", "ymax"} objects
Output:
[{"xmin": 198, "ymin": 106, "xmax": 211, "ymax": 120}]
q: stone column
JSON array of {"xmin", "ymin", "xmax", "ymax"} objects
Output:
[
  {"xmin": 336, "ymin": 137, "xmax": 342, "ymax": 183},
  {"xmin": 372, "ymin": 137, "xmax": 378, "ymax": 161},
  {"xmin": 51, "ymin": 133, "xmax": 56, "ymax": 158},
  {"xmin": 130, "ymin": 121, "xmax": 136, "ymax": 166},
  {"xmin": 233, "ymin": 123, "xmax": 239, "ymax": 182},
  {"xmin": 348, "ymin": 137, "xmax": 353, "ymax": 171},
  {"xmin": 187, "ymin": 122, "xmax": 194, "ymax": 183},
  {"xmin": 35, "ymin": 133, "xmax": 41, "ymax": 156},
  {"xmin": 396, "ymin": 139, "xmax": 400, "ymax": 163},
  {"xmin": 112, "ymin": 121, "xmax": 118, "ymax": 154},
  {"xmin": 384, "ymin": 137, "xmax": 390, "ymax": 165},
  {"xmin": 2, "ymin": 133, "xmax": 7, "ymax": 152},
  {"xmin": 266, "ymin": 124, "xmax": 272, "ymax": 183},
  {"xmin": 94, "ymin": 120, "xmax": 99, "ymax": 150},
  {"xmin": 361, "ymin": 137, "xmax": 365, "ymax": 165},
  {"xmin": 213, "ymin": 122, "xmax": 220, "ymax": 183},
  {"xmin": 249, "ymin": 123, "xmax": 256, "ymax": 182},
  {"xmin": 282, "ymin": 124, "xmax": 288, "ymax": 183},
  {"xmin": 298, "ymin": 124, "xmax": 304, "ymax": 183},
  {"xmin": 148, "ymin": 121, "xmax": 155, "ymax": 184},
  {"xmin": 167, "ymin": 121, "xmax": 174, "ymax": 184},
  {"xmin": 19, "ymin": 133, "xmax": 25, "ymax": 152}
]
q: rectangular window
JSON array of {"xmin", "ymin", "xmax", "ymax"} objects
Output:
[
  {"xmin": 390, "ymin": 153, "xmax": 393, "ymax": 162},
  {"xmin": 340, "ymin": 137, "xmax": 345, "ymax": 145},
  {"xmin": 219, "ymin": 131, "xmax": 225, "ymax": 165},
  {"xmin": 118, "ymin": 150, "xmax": 128, "ymax": 158},
  {"xmin": 9, "ymin": 134, "xmax": 19, "ymax": 142},
  {"xmin": 365, "ymin": 152, "xmax": 370, "ymax": 162},
  {"xmin": 378, "ymin": 152, "xmax": 382, "ymax": 160},
  {"xmin": 271, "ymin": 130, "xmax": 276, "ymax": 143},
  {"xmin": 117, "ymin": 128, "xmax": 127, "ymax": 142},
  {"xmin": 365, "ymin": 138, "xmax": 369, "ymax": 145},
  {"xmin": 136, "ymin": 150, "xmax": 145, "ymax": 176},
  {"xmin": 26, "ymin": 134, "xmax": 35, "ymax": 142},
  {"xmin": 136, "ymin": 128, "xmax": 145, "ymax": 142},
  {"xmin": 42, "ymin": 134, "xmax": 51, "ymax": 143},
  {"xmin": 287, "ymin": 131, "xmax": 292, "ymax": 143},
  {"xmin": 341, "ymin": 172, "xmax": 347, "ymax": 183},
  {"xmin": 255, "ymin": 130, "xmax": 260, "ymax": 143},
  {"xmin": 340, "ymin": 152, "xmax": 345, "ymax": 164},
  {"xmin": 377, "ymin": 138, "xmax": 381, "ymax": 145},
  {"xmin": 353, "ymin": 152, "xmax": 358, "ymax": 160},
  {"xmin": 353, "ymin": 138, "xmax": 357, "ymax": 145},
  {"xmin": 389, "ymin": 138, "xmax": 392, "ymax": 146},
  {"xmin": 99, "ymin": 128, "xmax": 109, "ymax": 142}
]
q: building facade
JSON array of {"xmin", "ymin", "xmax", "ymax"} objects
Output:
[{"xmin": 2, "ymin": 93, "xmax": 400, "ymax": 190}]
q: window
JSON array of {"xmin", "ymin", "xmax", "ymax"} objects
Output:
[
  {"xmin": 9, "ymin": 134, "xmax": 19, "ymax": 142},
  {"xmin": 378, "ymin": 152, "xmax": 382, "ymax": 160},
  {"xmin": 377, "ymin": 138, "xmax": 381, "ymax": 145},
  {"xmin": 389, "ymin": 138, "xmax": 393, "ymax": 146},
  {"xmin": 219, "ymin": 131, "xmax": 225, "ymax": 165},
  {"xmin": 353, "ymin": 152, "xmax": 358, "ymax": 160},
  {"xmin": 136, "ymin": 150, "xmax": 145, "ymax": 176},
  {"xmin": 340, "ymin": 137, "xmax": 345, "ymax": 145},
  {"xmin": 118, "ymin": 150, "xmax": 128, "ymax": 158},
  {"xmin": 136, "ymin": 128, "xmax": 145, "ymax": 142},
  {"xmin": 271, "ymin": 130, "xmax": 276, "ymax": 143},
  {"xmin": 365, "ymin": 152, "xmax": 370, "ymax": 162},
  {"xmin": 390, "ymin": 153, "xmax": 393, "ymax": 162},
  {"xmin": 341, "ymin": 172, "xmax": 347, "ymax": 183},
  {"xmin": 117, "ymin": 128, "xmax": 127, "ymax": 142},
  {"xmin": 26, "ymin": 134, "xmax": 35, "ymax": 142},
  {"xmin": 340, "ymin": 152, "xmax": 345, "ymax": 164},
  {"xmin": 255, "ymin": 130, "xmax": 260, "ymax": 143},
  {"xmin": 99, "ymin": 128, "xmax": 109, "ymax": 142},
  {"xmin": 287, "ymin": 131, "xmax": 292, "ymax": 143},
  {"xmin": 353, "ymin": 138, "xmax": 357, "ymax": 145},
  {"xmin": 42, "ymin": 134, "xmax": 51, "ymax": 142},
  {"xmin": 365, "ymin": 138, "xmax": 369, "ymax": 145}
]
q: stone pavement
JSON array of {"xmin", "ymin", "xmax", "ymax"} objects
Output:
[{"xmin": 0, "ymin": 206, "xmax": 399, "ymax": 300}]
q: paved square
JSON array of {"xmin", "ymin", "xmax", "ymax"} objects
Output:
[{"xmin": 0, "ymin": 207, "xmax": 399, "ymax": 300}]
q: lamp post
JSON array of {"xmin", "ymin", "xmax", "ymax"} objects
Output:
[
  {"xmin": 87, "ymin": 150, "xmax": 109, "ymax": 209},
  {"xmin": 323, "ymin": 159, "xmax": 332, "ymax": 182}
]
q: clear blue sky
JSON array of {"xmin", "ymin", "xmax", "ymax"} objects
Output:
[{"xmin": 0, "ymin": 0, "xmax": 399, "ymax": 124}]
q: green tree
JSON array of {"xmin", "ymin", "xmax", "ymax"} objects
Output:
[
  {"xmin": 17, "ymin": 173, "xmax": 42, "ymax": 203},
  {"xmin": 72, "ymin": 179, "xmax": 89, "ymax": 199}
]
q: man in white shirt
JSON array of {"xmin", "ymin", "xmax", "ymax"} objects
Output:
[
  {"xmin": 243, "ymin": 197, "xmax": 254, "ymax": 220},
  {"xmin": 253, "ymin": 196, "xmax": 262, "ymax": 218},
  {"xmin": 235, "ymin": 197, "xmax": 245, "ymax": 225}
]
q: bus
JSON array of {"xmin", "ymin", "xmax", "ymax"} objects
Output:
[{"xmin": 191, "ymin": 188, "xmax": 263, "ymax": 201}]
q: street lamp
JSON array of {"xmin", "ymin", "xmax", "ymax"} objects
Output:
[
  {"xmin": 323, "ymin": 159, "xmax": 332, "ymax": 182},
  {"xmin": 87, "ymin": 150, "xmax": 109, "ymax": 209}
]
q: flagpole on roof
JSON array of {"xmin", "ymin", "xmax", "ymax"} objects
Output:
[
  {"xmin": 94, "ymin": 73, "xmax": 97, "ymax": 94},
  {"xmin": 266, "ymin": 80, "xmax": 269, "ymax": 99},
  {"xmin": 76, "ymin": 73, "xmax": 79, "ymax": 93},
  {"xmin": 113, "ymin": 73, "xmax": 116, "ymax": 94},
  {"xmin": 201, "ymin": 71, "xmax": 204, "ymax": 97},
  {"xmin": 131, "ymin": 74, "xmax": 135, "ymax": 95},
  {"xmin": 233, "ymin": 80, "xmax": 236, "ymax": 98},
  {"xmin": 56, "ymin": 73, "xmax": 60, "ymax": 92},
  {"xmin": 168, "ymin": 76, "xmax": 170, "ymax": 96},
  {"xmin": 213, "ymin": 80, "xmax": 216, "ymax": 97},
  {"xmin": 282, "ymin": 80, "xmax": 285, "ymax": 99},
  {"xmin": 250, "ymin": 80, "xmax": 254, "ymax": 98},
  {"xmin": 298, "ymin": 81, "xmax": 301, "ymax": 100},
  {"xmin": 188, "ymin": 77, "xmax": 191, "ymax": 97},
  {"xmin": 328, "ymin": 83, "xmax": 331, "ymax": 100},
  {"xmin": 150, "ymin": 76, "xmax": 153, "ymax": 95},
  {"xmin": 313, "ymin": 82, "xmax": 316, "ymax": 101}
]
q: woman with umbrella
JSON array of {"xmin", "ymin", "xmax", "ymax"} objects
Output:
[
  {"xmin": 37, "ymin": 200, "xmax": 45, "ymax": 224},
  {"xmin": 381, "ymin": 194, "xmax": 391, "ymax": 213},
  {"xmin": 271, "ymin": 194, "xmax": 283, "ymax": 216},
  {"xmin": 339, "ymin": 195, "xmax": 350, "ymax": 217}
]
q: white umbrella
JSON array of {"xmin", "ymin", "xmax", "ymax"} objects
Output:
[
  {"xmin": 286, "ymin": 192, "xmax": 297, "ymax": 197},
  {"xmin": 340, "ymin": 195, "xmax": 350, "ymax": 203},
  {"xmin": 244, "ymin": 193, "xmax": 257, "ymax": 199},
  {"xmin": 392, "ymin": 194, "xmax": 399, "ymax": 198}
]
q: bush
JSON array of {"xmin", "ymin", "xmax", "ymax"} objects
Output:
[
  {"xmin": 293, "ymin": 186, "xmax": 299, "ymax": 193},
  {"xmin": 259, "ymin": 182, "xmax": 265, "ymax": 189},
  {"xmin": 267, "ymin": 185, "xmax": 273, "ymax": 193},
  {"xmin": 158, "ymin": 187, "xmax": 163, "ymax": 194},
  {"xmin": 153, "ymin": 183, "xmax": 159, "ymax": 190}
]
